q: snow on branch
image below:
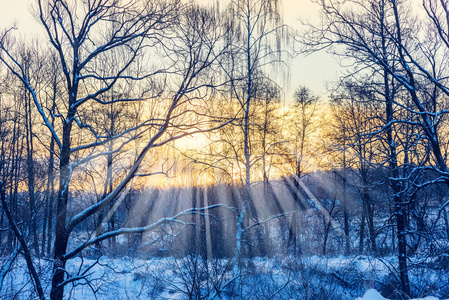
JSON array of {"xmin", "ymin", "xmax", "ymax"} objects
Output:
[
  {"xmin": 243, "ymin": 210, "xmax": 297, "ymax": 234},
  {"xmin": 64, "ymin": 204, "xmax": 233, "ymax": 260}
]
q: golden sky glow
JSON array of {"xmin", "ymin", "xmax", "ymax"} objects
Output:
[{"xmin": 0, "ymin": 0, "xmax": 341, "ymax": 189}]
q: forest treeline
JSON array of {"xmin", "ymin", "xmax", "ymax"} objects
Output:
[{"xmin": 1, "ymin": 0, "xmax": 449, "ymax": 299}]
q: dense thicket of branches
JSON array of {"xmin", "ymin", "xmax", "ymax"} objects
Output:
[{"xmin": 1, "ymin": 0, "xmax": 449, "ymax": 299}]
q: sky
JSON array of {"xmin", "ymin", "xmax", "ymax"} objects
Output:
[
  {"xmin": 0, "ymin": 0, "xmax": 341, "ymax": 99},
  {"xmin": 282, "ymin": 0, "xmax": 341, "ymax": 97}
]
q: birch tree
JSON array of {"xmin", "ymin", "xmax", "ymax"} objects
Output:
[{"xmin": 221, "ymin": 0, "xmax": 289, "ymax": 291}]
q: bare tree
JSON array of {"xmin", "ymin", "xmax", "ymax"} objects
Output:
[
  {"xmin": 302, "ymin": 0, "xmax": 449, "ymax": 295},
  {"xmin": 0, "ymin": 0, "xmax": 233, "ymax": 298},
  {"xmin": 329, "ymin": 81, "xmax": 385, "ymax": 254},
  {"xmin": 220, "ymin": 0, "xmax": 290, "ymax": 291},
  {"xmin": 282, "ymin": 85, "xmax": 321, "ymax": 255}
]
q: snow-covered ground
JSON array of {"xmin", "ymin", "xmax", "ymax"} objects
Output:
[
  {"xmin": 1, "ymin": 255, "xmax": 448, "ymax": 299},
  {"xmin": 357, "ymin": 289, "xmax": 443, "ymax": 300}
]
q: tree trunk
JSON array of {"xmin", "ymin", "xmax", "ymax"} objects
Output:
[
  {"xmin": 342, "ymin": 137, "xmax": 350, "ymax": 254},
  {"xmin": 50, "ymin": 113, "xmax": 74, "ymax": 300},
  {"xmin": 381, "ymin": 5, "xmax": 410, "ymax": 293},
  {"xmin": 45, "ymin": 132, "xmax": 56, "ymax": 257},
  {"xmin": 394, "ymin": 194, "xmax": 410, "ymax": 296},
  {"xmin": 232, "ymin": 199, "xmax": 246, "ymax": 297},
  {"xmin": 25, "ymin": 89, "xmax": 39, "ymax": 256},
  {"xmin": 288, "ymin": 211, "xmax": 298, "ymax": 256},
  {"xmin": 359, "ymin": 210, "xmax": 366, "ymax": 253},
  {"xmin": 45, "ymin": 79, "xmax": 58, "ymax": 257},
  {"xmin": 362, "ymin": 186, "xmax": 376, "ymax": 252}
]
